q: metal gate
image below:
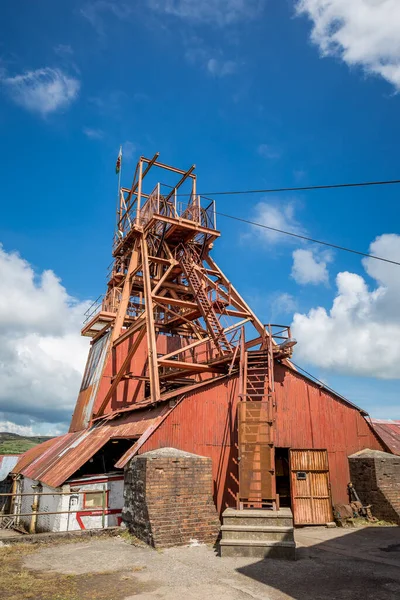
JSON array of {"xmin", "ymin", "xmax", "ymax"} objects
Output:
[{"xmin": 290, "ymin": 449, "xmax": 333, "ymax": 525}]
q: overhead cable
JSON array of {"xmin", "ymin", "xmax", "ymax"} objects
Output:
[
  {"xmin": 214, "ymin": 211, "xmax": 400, "ymax": 266},
  {"xmin": 180, "ymin": 177, "xmax": 400, "ymax": 197}
]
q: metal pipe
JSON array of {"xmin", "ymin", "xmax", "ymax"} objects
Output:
[
  {"xmin": 2, "ymin": 508, "xmax": 111, "ymax": 518},
  {"xmin": 29, "ymin": 483, "xmax": 42, "ymax": 534},
  {"xmin": 136, "ymin": 159, "xmax": 143, "ymax": 225},
  {"xmin": 10, "ymin": 476, "xmax": 18, "ymax": 514},
  {"xmin": 0, "ymin": 491, "xmax": 92, "ymax": 497}
]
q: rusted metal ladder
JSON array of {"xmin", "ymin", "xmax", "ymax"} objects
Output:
[
  {"xmin": 237, "ymin": 337, "xmax": 277, "ymax": 510},
  {"xmin": 179, "ymin": 246, "xmax": 232, "ymax": 355}
]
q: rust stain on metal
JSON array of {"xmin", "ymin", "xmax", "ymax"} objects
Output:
[
  {"xmin": 370, "ymin": 419, "xmax": 400, "ymax": 456},
  {"xmin": 13, "ymin": 406, "xmax": 166, "ymax": 488},
  {"xmin": 273, "ymin": 363, "xmax": 385, "ymax": 505}
]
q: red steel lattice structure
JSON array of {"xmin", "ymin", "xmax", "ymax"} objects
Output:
[{"xmin": 72, "ymin": 154, "xmax": 296, "ymax": 509}]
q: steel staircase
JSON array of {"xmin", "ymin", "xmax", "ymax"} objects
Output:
[
  {"xmin": 238, "ymin": 347, "xmax": 277, "ymax": 510},
  {"xmin": 245, "ymin": 350, "xmax": 272, "ymax": 400},
  {"xmin": 179, "ymin": 245, "xmax": 232, "ymax": 355}
]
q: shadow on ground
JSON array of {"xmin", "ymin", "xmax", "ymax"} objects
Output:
[{"xmin": 237, "ymin": 526, "xmax": 400, "ymax": 600}]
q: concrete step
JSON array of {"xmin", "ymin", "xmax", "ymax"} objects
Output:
[
  {"xmin": 221, "ymin": 525, "xmax": 294, "ymax": 542},
  {"xmin": 222, "ymin": 508, "xmax": 293, "ymax": 528},
  {"xmin": 220, "ymin": 539, "xmax": 296, "ymax": 560}
]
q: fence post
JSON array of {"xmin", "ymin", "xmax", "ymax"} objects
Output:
[{"xmin": 101, "ymin": 485, "xmax": 106, "ymax": 529}]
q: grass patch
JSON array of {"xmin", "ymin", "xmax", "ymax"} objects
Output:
[
  {"xmin": 0, "ymin": 440, "xmax": 38, "ymax": 454},
  {"xmin": 119, "ymin": 529, "xmax": 145, "ymax": 546},
  {"xmin": 0, "ymin": 544, "xmax": 79, "ymax": 600},
  {"xmin": 339, "ymin": 517, "xmax": 398, "ymax": 528}
]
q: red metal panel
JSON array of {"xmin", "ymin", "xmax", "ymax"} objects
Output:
[
  {"xmin": 370, "ymin": 419, "xmax": 400, "ymax": 455},
  {"xmin": 274, "ymin": 364, "xmax": 386, "ymax": 504},
  {"xmin": 129, "ymin": 363, "xmax": 387, "ymax": 511},
  {"xmin": 139, "ymin": 377, "xmax": 240, "ymax": 515},
  {"xmin": 92, "ymin": 332, "xmax": 183, "ymax": 419}
]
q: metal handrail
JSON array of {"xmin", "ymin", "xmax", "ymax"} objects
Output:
[{"xmin": 83, "ymin": 295, "xmax": 104, "ymax": 324}]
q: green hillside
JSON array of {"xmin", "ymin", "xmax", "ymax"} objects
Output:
[{"xmin": 0, "ymin": 432, "xmax": 53, "ymax": 455}]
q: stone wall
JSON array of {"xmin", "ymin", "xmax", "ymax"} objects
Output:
[
  {"xmin": 122, "ymin": 448, "xmax": 220, "ymax": 548},
  {"xmin": 349, "ymin": 449, "xmax": 400, "ymax": 524}
]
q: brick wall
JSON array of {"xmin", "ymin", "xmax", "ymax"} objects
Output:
[
  {"xmin": 349, "ymin": 450, "xmax": 400, "ymax": 524},
  {"xmin": 122, "ymin": 447, "xmax": 221, "ymax": 548}
]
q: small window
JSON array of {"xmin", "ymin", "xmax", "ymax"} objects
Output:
[
  {"xmin": 84, "ymin": 491, "xmax": 106, "ymax": 508},
  {"xmin": 296, "ymin": 472, "xmax": 307, "ymax": 480}
]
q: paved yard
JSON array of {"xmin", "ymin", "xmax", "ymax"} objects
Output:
[{"xmin": 1, "ymin": 526, "xmax": 399, "ymax": 599}]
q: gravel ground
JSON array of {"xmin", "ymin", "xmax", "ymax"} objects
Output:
[{"xmin": 21, "ymin": 526, "xmax": 400, "ymax": 600}]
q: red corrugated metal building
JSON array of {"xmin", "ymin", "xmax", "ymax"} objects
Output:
[
  {"xmin": 14, "ymin": 360, "xmax": 387, "ymax": 524},
  {"xmin": 11, "ymin": 155, "xmax": 394, "ymax": 527},
  {"xmin": 116, "ymin": 364, "xmax": 386, "ymax": 514},
  {"xmin": 370, "ymin": 419, "xmax": 400, "ymax": 456}
]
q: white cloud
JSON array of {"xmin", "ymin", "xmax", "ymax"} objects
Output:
[
  {"xmin": 291, "ymin": 248, "xmax": 332, "ymax": 285},
  {"xmin": 0, "ymin": 421, "xmax": 37, "ymax": 437},
  {"xmin": 83, "ymin": 127, "xmax": 104, "ymax": 140},
  {"xmin": 207, "ymin": 58, "xmax": 237, "ymax": 77},
  {"xmin": 275, "ymin": 293, "xmax": 298, "ymax": 314},
  {"xmin": 1, "ymin": 68, "xmax": 80, "ymax": 116},
  {"xmin": 250, "ymin": 200, "xmax": 305, "ymax": 245},
  {"xmin": 147, "ymin": 0, "xmax": 265, "ymax": 26},
  {"xmin": 257, "ymin": 144, "xmax": 281, "ymax": 160},
  {"xmin": 292, "ymin": 234, "xmax": 400, "ymax": 379},
  {"xmin": 0, "ymin": 245, "xmax": 90, "ymax": 434},
  {"xmin": 296, "ymin": 0, "xmax": 400, "ymax": 90}
]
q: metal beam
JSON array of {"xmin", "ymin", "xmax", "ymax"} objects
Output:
[
  {"xmin": 142, "ymin": 158, "xmax": 196, "ymax": 178},
  {"xmin": 111, "ymin": 244, "xmax": 140, "ymax": 342},
  {"xmin": 158, "ymin": 359, "xmax": 222, "ymax": 372},
  {"xmin": 152, "ymin": 295, "xmax": 198, "ymax": 310},
  {"xmin": 94, "ymin": 326, "xmax": 146, "ymax": 417},
  {"xmin": 141, "ymin": 235, "xmax": 161, "ymax": 400}
]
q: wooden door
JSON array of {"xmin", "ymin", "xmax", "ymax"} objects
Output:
[{"xmin": 290, "ymin": 449, "xmax": 333, "ymax": 525}]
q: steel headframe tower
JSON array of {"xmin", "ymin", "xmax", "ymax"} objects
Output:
[{"xmin": 79, "ymin": 153, "xmax": 296, "ymax": 509}]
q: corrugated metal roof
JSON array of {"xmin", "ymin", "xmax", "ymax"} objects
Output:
[
  {"xmin": 13, "ymin": 406, "xmax": 167, "ymax": 488},
  {"xmin": 0, "ymin": 455, "xmax": 20, "ymax": 482},
  {"xmin": 370, "ymin": 419, "xmax": 400, "ymax": 456}
]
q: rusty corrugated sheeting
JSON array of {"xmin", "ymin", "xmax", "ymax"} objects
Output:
[
  {"xmin": 11, "ymin": 437, "xmax": 62, "ymax": 475},
  {"xmin": 134, "ymin": 364, "xmax": 385, "ymax": 512},
  {"xmin": 273, "ymin": 364, "xmax": 385, "ymax": 504},
  {"xmin": 70, "ymin": 332, "xmax": 111, "ymax": 432},
  {"xmin": 71, "ymin": 331, "xmax": 216, "ymax": 431},
  {"xmin": 138, "ymin": 377, "xmax": 240, "ymax": 514},
  {"xmin": 115, "ymin": 373, "xmax": 230, "ymax": 467},
  {"xmin": 370, "ymin": 419, "xmax": 400, "ymax": 455},
  {"xmin": 13, "ymin": 406, "xmax": 167, "ymax": 488}
]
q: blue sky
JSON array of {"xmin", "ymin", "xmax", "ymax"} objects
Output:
[{"xmin": 0, "ymin": 1, "xmax": 400, "ymax": 434}]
